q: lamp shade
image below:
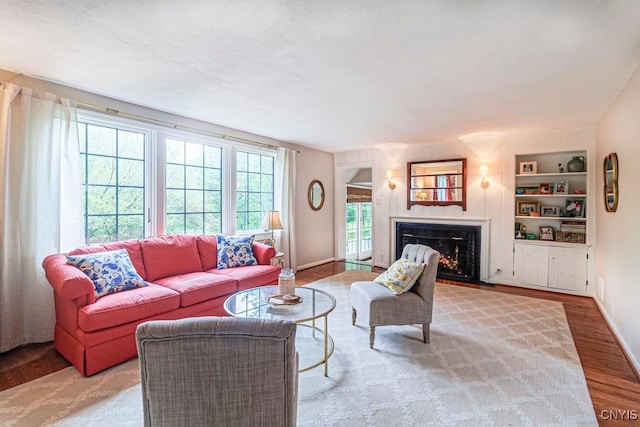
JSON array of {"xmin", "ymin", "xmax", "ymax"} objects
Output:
[{"xmin": 259, "ymin": 210, "xmax": 284, "ymax": 231}]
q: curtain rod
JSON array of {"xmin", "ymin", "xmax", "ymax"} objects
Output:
[{"xmin": 76, "ymin": 100, "xmax": 280, "ymax": 151}]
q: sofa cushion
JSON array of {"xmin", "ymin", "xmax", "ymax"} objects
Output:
[
  {"xmin": 153, "ymin": 272, "xmax": 237, "ymax": 307},
  {"xmin": 216, "ymin": 235, "xmax": 258, "ymax": 269},
  {"xmin": 103, "ymin": 239, "xmax": 147, "ymax": 280},
  {"xmin": 78, "ymin": 283, "xmax": 180, "ymax": 332},
  {"xmin": 66, "ymin": 249, "xmax": 148, "ymax": 300},
  {"xmin": 209, "ymin": 264, "xmax": 281, "ymax": 291},
  {"xmin": 195, "ymin": 235, "xmax": 218, "ymax": 270},
  {"xmin": 141, "ymin": 235, "xmax": 203, "ymax": 281}
]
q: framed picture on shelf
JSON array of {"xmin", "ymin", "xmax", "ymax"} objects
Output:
[
  {"xmin": 564, "ymin": 199, "xmax": 585, "ymax": 218},
  {"xmin": 538, "ymin": 183, "xmax": 551, "ymax": 194},
  {"xmin": 541, "ymin": 206, "xmax": 560, "ymax": 217},
  {"xmin": 553, "ymin": 180, "xmax": 569, "ymax": 195},
  {"xmin": 519, "ymin": 161, "xmax": 537, "ymax": 174},
  {"xmin": 539, "ymin": 226, "xmax": 555, "ymax": 241},
  {"xmin": 516, "ymin": 200, "xmax": 540, "ymax": 216}
]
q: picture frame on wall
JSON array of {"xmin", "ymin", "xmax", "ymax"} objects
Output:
[
  {"xmin": 553, "ymin": 180, "xmax": 569, "ymax": 195},
  {"xmin": 539, "ymin": 226, "xmax": 555, "ymax": 241},
  {"xmin": 516, "ymin": 200, "xmax": 540, "ymax": 216},
  {"xmin": 519, "ymin": 161, "xmax": 537, "ymax": 174}
]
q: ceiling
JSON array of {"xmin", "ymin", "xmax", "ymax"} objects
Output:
[{"xmin": 1, "ymin": 1, "xmax": 640, "ymax": 153}]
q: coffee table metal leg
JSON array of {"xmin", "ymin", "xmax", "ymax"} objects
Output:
[{"xmin": 323, "ymin": 314, "xmax": 328, "ymax": 376}]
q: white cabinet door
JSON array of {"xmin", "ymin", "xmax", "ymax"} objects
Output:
[
  {"xmin": 548, "ymin": 246, "xmax": 587, "ymax": 291},
  {"xmin": 513, "ymin": 243, "xmax": 548, "ymax": 287}
]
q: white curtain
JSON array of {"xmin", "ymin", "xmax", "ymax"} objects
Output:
[
  {"xmin": 0, "ymin": 82, "xmax": 83, "ymax": 352},
  {"xmin": 275, "ymin": 147, "xmax": 297, "ymax": 271}
]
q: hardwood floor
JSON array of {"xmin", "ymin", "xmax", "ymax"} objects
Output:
[{"xmin": 1, "ymin": 260, "xmax": 638, "ymax": 426}]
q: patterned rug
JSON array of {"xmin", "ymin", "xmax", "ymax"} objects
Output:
[{"xmin": 0, "ymin": 270, "xmax": 597, "ymax": 426}]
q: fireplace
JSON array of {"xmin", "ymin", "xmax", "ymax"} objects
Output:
[{"xmin": 395, "ymin": 221, "xmax": 482, "ymax": 284}]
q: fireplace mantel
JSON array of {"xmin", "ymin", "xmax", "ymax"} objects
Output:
[{"xmin": 390, "ymin": 216, "xmax": 490, "ymax": 282}]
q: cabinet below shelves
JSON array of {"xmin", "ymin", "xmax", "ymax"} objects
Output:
[{"xmin": 513, "ymin": 243, "xmax": 587, "ymax": 292}]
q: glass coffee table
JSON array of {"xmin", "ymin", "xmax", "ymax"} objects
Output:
[{"xmin": 224, "ymin": 285, "xmax": 336, "ymax": 376}]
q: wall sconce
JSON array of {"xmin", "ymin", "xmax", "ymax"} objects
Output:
[
  {"xmin": 479, "ymin": 164, "xmax": 490, "ymax": 189},
  {"xmin": 386, "ymin": 169, "xmax": 396, "ymax": 189}
]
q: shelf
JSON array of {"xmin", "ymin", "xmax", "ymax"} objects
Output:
[
  {"xmin": 515, "ymin": 194, "xmax": 587, "ymax": 198},
  {"xmin": 515, "ymin": 172, "xmax": 587, "ymax": 178},
  {"xmin": 513, "ymin": 239, "xmax": 589, "ymax": 247},
  {"xmin": 515, "ymin": 216, "xmax": 586, "ymax": 221}
]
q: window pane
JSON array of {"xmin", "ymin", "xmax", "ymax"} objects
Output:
[
  {"xmin": 185, "ymin": 166, "xmax": 203, "ymax": 189},
  {"xmin": 165, "ymin": 138, "xmax": 222, "ymax": 234},
  {"xmin": 87, "ymin": 156, "xmax": 116, "ymax": 185},
  {"xmin": 166, "ymin": 139, "xmax": 184, "ymax": 163},
  {"xmin": 119, "ymin": 159, "xmax": 144, "ymax": 186},
  {"xmin": 80, "ymin": 120, "xmax": 146, "ymax": 244},
  {"xmin": 87, "ymin": 125, "xmax": 116, "ymax": 156},
  {"xmin": 87, "ymin": 186, "xmax": 117, "ymax": 214},
  {"xmin": 166, "ymin": 189, "xmax": 185, "ymax": 212},
  {"xmin": 204, "ymin": 168, "xmax": 220, "ymax": 190},
  {"xmin": 119, "ymin": 188, "xmax": 144, "ymax": 214},
  {"xmin": 204, "ymin": 146, "xmax": 221, "ymax": 168},
  {"xmin": 185, "ymin": 142, "xmax": 203, "ymax": 166},
  {"xmin": 185, "ymin": 189, "xmax": 203, "ymax": 212},
  {"xmin": 204, "ymin": 213, "xmax": 221, "ymax": 234},
  {"xmin": 248, "ymin": 153, "xmax": 260, "ymax": 172},
  {"xmin": 166, "ymin": 164, "xmax": 185, "ymax": 188},
  {"xmin": 118, "ymin": 130, "xmax": 144, "ymax": 159},
  {"xmin": 237, "ymin": 151, "xmax": 247, "ymax": 171},
  {"xmin": 87, "ymin": 215, "xmax": 116, "ymax": 244},
  {"xmin": 118, "ymin": 215, "xmax": 145, "ymax": 240},
  {"xmin": 236, "ymin": 151, "xmax": 274, "ymax": 231},
  {"xmin": 166, "ymin": 213, "xmax": 185, "ymax": 234}
]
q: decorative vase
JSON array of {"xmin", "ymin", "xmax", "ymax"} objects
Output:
[{"xmin": 567, "ymin": 156, "xmax": 585, "ymax": 172}]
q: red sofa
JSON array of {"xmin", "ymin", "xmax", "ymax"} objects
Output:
[{"xmin": 42, "ymin": 234, "xmax": 280, "ymax": 376}]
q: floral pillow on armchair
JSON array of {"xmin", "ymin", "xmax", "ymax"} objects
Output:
[{"xmin": 216, "ymin": 235, "xmax": 258, "ymax": 269}]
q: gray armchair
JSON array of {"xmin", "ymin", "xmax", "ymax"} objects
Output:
[
  {"xmin": 350, "ymin": 244, "xmax": 439, "ymax": 348},
  {"xmin": 136, "ymin": 316, "xmax": 298, "ymax": 427}
]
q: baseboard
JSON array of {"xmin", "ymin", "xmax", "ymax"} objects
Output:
[
  {"xmin": 297, "ymin": 257, "xmax": 336, "ymax": 271},
  {"xmin": 593, "ymin": 296, "xmax": 640, "ymax": 379}
]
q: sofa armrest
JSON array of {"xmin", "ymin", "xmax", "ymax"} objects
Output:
[
  {"xmin": 42, "ymin": 254, "xmax": 96, "ymax": 304},
  {"xmin": 252, "ymin": 242, "xmax": 276, "ymax": 265}
]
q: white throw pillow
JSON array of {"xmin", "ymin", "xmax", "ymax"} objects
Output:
[{"xmin": 374, "ymin": 259, "xmax": 425, "ymax": 295}]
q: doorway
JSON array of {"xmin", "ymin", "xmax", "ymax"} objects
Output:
[{"xmin": 345, "ymin": 167, "xmax": 372, "ymax": 263}]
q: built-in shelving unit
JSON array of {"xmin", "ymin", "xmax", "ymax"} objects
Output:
[
  {"xmin": 512, "ymin": 150, "xmax": 590, "ymax": 292},
  {"xmin": 514, "ymin": 151, "xmax": 588, "ymax": 245}
]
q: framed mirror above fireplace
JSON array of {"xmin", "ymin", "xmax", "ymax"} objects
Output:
[{"xmin": 407, "ymin": 158, "xmax": 467, "ymax": 211}]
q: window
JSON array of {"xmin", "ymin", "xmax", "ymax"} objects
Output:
[
  {"xmin": 165, "ymin": 138, "xmax": 222, "ymax": 235},
  {"xmin": 78, "ymin": 120, "xmax": 146, "ymax": 244},
  {"xmin": 78, "ymin": 112, "xmax": 277, "ymax": 244},
  {"xmin": 236, "ymin": 150, "xmax": 274, "ymax": 231}
]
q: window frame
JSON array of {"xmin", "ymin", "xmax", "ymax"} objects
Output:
[{"xmin": 77, "ymin": 110, "xmax": 278, "ymax": 243}]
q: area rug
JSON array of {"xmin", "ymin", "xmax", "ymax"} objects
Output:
[{"xmin": 0, "ymin": 270, "xmax": 597, "ymax": 426}]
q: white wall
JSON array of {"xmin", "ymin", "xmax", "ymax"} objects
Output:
[
  {"xmin": 335, "ymin": 127, "xmax": 596, "ymax": 288},
  {"xmin": 596, "ymin": 66, "xmax": 640, "ymax": 371},
  {"xmin": 295, "ymin": 148, "xmax": 335, "ymax": 269}
]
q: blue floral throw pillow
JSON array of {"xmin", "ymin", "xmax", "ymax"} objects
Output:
[
  {"xmin": 217, "ymin": 235, "xmax": 258, "ymax": 269},
  {"xmin": 67, "ymin": 249, "xmax": 147, "ymax": 299}
]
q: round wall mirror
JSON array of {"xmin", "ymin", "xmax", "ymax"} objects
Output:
[
  {"xmin": 603, "ymin": 152, "xmax": 618, "ymax": 212},
  {"xmin": 308, "ymin": 180, "xmax": 325, "ymax": 211}
]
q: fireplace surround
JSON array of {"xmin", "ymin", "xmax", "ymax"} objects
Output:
[{"xmin": 392, "ymin": 218, "xmax": 488, "ymax": 284}]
